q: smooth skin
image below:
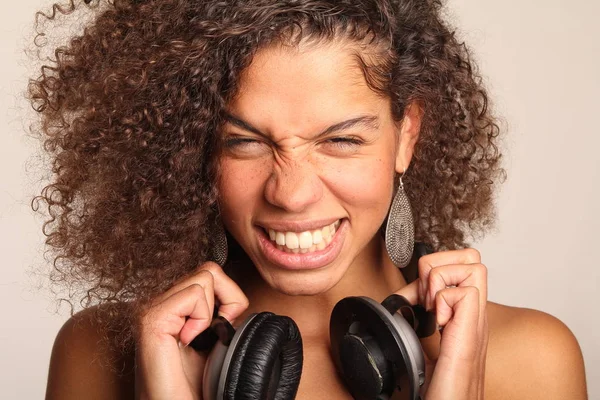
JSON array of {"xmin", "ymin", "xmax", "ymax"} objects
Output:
[{"xmin": 46, "ymin": 40, "xmax": 587, "ymax": 399}]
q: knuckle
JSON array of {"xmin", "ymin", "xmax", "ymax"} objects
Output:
[
  {"xmin": 229, "ymin": 294, "xmax": 250, "ymax": 313},
  {"xmin": 435, "ymin": 289, "xmax": 445, "ymax": 300},
  {"xmin": 428, "ymin": 265, "xmax": 442, "ymax": 282},
  {"xmin": 196, "ymin": 270, "xmax": 215, "ymax": 286},
  {"xmin": 418, "ymin": 256, "xmax": 432, "ymax": 277},
  {"xmin": 464, "ymin": 248, "xmax": 481, "ymax": 263},
  {"xmin": 435, "ymin": 289, "xmax": 450, "ymax": 304},
  {"xmin": 474, "ymin": 263, "xmax": 488, "ymax": 278},
  {"xmin": 239, "ymin": 295, "xmax": 250, "ymax": 309},
  {"xmin": 188, "ymin": 282, "xmax": 206, "ymax": 295},
  {"xmin": 200, "ymin": 261, "xmax": 222, "ymax": 275}
]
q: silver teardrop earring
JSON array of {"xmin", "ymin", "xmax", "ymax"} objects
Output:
[
  {"xmin": 211, "ymin": 220, "xmax": 228, "ymax": 267},
  {"xmin": 385, "ymin": 168, "xmax": 414, "ymax": 268}
]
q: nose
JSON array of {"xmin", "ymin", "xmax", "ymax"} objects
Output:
[{"xmin": 264, "ymin": 159, "xmax": 323, "ymax": 213}]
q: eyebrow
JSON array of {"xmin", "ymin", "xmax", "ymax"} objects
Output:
[{"xmin": 223, "ymin": 113, "xmax": 380, "ymax": 139}]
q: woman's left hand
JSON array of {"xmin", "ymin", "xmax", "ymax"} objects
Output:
[{"xmin": 395, "ymin": 248, "xmax": 489, "ymax": 399}]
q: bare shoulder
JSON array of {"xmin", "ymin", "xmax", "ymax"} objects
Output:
[
  {"xmin": 46, "ymin": 305, "xmax": 135, "ymax": 400},
  {"xmin": 485, "ymin": 302, "xmax": 588, "ymax": 400}
]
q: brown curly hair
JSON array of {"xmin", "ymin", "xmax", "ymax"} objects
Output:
[{"xmin": 28, "ymin": 0, "xmax": 505, "ymax": 360}]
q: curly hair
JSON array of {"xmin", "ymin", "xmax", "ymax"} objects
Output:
[{"xmin": 28, "ymin": 0, "xmax": 505, "ymax": 361}]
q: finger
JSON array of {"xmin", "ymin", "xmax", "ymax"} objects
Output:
[
  {"xmin": 178, "ymin": 285, "xmax": 213, "ymax": 346},
  {"xmin": 435, "ymin": 286, "xmax": 480, "ymax": 361},
  {"xmin": 425, "ymin": 286, "xmax": 482, "ymax": 399},
  {"xmin": 144, "ymin": 283, "xmax": 214, "ymax": 345},
  {"xmin": 151, "ymin": 265, "xmax": 216, "ymax": 308},
  {"xmin": 153, "ymin": 262, "xmax": 248, "ymax": 324},
  {"xmin": 200, "ymin": 262, "xmax": 249, "ymax": 323},
  {"xmin": 425, "ymin": 263, "xmax": 487, "ymax": 316},
  {"xmin": 417, "ymin": 248, "xmax": 481, "ymax": 302}
]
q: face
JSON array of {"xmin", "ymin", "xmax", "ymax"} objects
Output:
[{"xmin": 217, "ymin": 40, "xmax": 411, "ymax": 296}]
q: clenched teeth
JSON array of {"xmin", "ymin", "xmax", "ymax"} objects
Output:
[{"xmin": 267, "ymin": 220, "xmax": 341, "ymax": 254}]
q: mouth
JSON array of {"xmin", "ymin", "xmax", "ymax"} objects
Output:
[
  {"xmin": 255, "ymin": 219, "xmax": 347, "ymax": 270},
  {"xmin": 263, "ymin": 219, "xmax": 342, "ymax": 254}
]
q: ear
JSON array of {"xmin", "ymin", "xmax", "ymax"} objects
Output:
[{"xmin": 395, "ymin": 101, "xmax": 423, "ymax": 174}]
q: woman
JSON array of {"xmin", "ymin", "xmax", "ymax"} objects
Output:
[{"xmin": 31, "ymin": 0, "xmax": 586, "ymax": 398}]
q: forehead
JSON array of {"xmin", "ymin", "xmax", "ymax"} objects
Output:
[{"xmin": 227, "ymin": 41, "xmax": 390, "ymax": 136}]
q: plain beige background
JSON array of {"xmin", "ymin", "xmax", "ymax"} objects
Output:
[{"xmin": 1, "ymin": 0, "xmax": 598, "ymax": 398}]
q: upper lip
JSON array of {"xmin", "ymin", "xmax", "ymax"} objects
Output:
[{"xmin": 256, "ymin": 218, "xmax": 342, "ymax": 232}]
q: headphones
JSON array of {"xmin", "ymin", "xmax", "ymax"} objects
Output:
[{"xmin": 190, "ymin": 243, "xmax": 436, "ymax": 400}]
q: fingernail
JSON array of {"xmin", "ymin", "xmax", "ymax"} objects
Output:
[{"xmin": 425, "ymin": 291, "xmax": 431, "ymax": 311}]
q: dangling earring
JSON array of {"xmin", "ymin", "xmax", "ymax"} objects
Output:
[
  {"xmin": 385, "ymin": 168, "xmax": 414, "ymax": 268},
  {"xmin": 211, "ymin": 220, "xmax": 228, "ymax": 267}
]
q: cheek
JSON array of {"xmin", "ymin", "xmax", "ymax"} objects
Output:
[
  {"xmin": 217, "ymin": 159, "xmax": 270, "ymax": 225},
  {"xmin": 320, "ymin": 155, "xmax": 395, "ymax": 217}
]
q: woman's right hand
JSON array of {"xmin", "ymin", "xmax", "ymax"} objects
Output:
[{"xmin": 135, "ymin": 262, "xmax": 249, "ymax": 400}]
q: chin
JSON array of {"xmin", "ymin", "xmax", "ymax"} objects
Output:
[
  {"xmin": 273, "ymin": 284, "xmax": 331, "ymax": 296},
  {"xmin": 264, "ymin": 270, "xmax": 342, "ymax": 296}
]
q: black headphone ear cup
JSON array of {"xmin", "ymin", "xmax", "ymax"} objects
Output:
[
  {"xmin": 224, "ymin": 312, "xmax": 303, "ymax": 400},
  {"xmin": 337, "ymin": 329, "xmax": 393, "ymax": 398},
  {"xmin": 331, "ymin": 296, "xmax": 425, "ymax": 400}
]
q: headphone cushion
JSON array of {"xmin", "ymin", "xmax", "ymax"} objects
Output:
[{"xmin": 224, "ymin": 312, "xmax": 303, "ymax": 400}]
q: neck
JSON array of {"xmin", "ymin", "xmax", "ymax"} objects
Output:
[{"xmin": 233, "ymin": 237, "xmax": 408, "ymax": 342}]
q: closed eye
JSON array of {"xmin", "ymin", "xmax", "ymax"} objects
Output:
[
  {"xmin": 323, "ymin": 136, "xmax": 364, "ymax": 150},
  {"xmin": 223, "ymin": 137, "xmax": 259, "ymax": 148},
  {"xmin": 222, "ymin": 135, "xmax": 272, "ymax": 158},
  {"xmin": 326, "ymin": 137, "xmax": 363, "ymax": 145},
  {"xmin": 223, "ymin": 134, "xmax": 366, "ymax": 158}
]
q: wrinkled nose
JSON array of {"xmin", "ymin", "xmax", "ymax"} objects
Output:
[{"xmin": 264, "ymin": 160, "xmax": 323, "ymax": 213}]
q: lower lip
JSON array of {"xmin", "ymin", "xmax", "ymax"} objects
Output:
[{"xmin": 256, "ymin": 220, "xmax": 348, "ymax": 270}]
